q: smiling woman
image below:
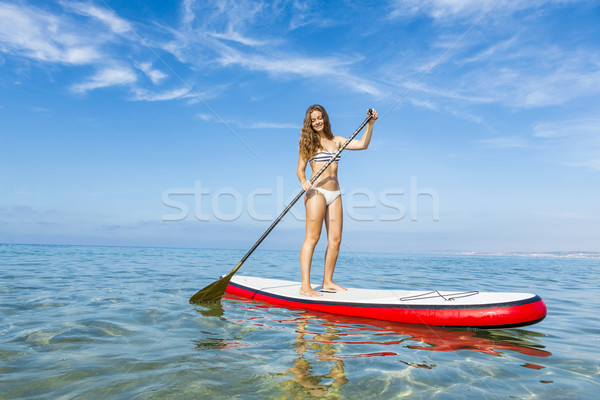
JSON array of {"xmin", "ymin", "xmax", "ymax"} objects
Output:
[{"xmin": 296, "ymin": 105, "xmax": 378, "ymax": 297}]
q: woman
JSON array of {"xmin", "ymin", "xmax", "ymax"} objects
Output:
[{"xmin": 296, "ymin": 105, "xmax": 378, "ymax": 297}]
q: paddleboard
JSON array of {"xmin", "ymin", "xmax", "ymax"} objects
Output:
[{"xmin": 225, "ymin": 275, "xmax": 547, "ymax": 328}]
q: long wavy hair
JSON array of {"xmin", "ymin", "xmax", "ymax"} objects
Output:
[{"xmin": 299, "ymin": 104, "xmax": 333, "ymax": 161}]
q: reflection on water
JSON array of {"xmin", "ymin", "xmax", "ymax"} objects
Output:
[
  {"xmin": 208, "ymin": 295, "xmax": 552, "ymax": 396},
  {"xmin": 283, "ymin": 318, "xmax": 348, "ymax": 398},
  {"xmin": 191, "ymin": 303, "xmax": 250, "ymax": 351},
  {"xmin": 194, "ymin": 302, "xmax": 226, "ymax": 319}
]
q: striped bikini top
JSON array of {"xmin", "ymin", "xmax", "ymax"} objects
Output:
[{"xmin": 308, "ymin": 149, "xmax": 341, "ymax": 163}]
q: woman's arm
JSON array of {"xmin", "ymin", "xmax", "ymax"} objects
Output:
[
  {"xmin": 297, "ymin": 151, "xmax": 312, "ymax": 191},
  {"xmin": 337, "ymin": 109, "xmax": 378, "ymax": 150}
]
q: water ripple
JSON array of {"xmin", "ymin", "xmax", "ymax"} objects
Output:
[{"xmin": 1, "ymin": 244, "xmax": 598, "ymax": 399}]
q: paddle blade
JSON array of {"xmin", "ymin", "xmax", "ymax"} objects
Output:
[{"xmin": 189, "ymin": 272, "xmax": 233, "ymax": 304}]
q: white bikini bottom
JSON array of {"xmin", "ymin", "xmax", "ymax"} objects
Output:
[{"xmin": 309, "ymin": 187, "xmax": 341, "ymax": 205}]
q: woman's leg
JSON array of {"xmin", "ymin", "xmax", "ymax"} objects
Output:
[
  {"xmin": 300, "ymin": 190, "xmax": 326, "ymax": 296},
  {"xmin": 323, "ymin": 195, "xmax": 346, "ymax": 291}
]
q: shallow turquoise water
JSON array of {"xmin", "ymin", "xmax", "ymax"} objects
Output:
[{"xmin": 1, "ymin": 244, "xmax": 598, "ymax": 399}]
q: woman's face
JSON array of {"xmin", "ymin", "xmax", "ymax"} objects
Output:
[{"xmin": 310, "ymin": 110, "xmax": 325, "ymax": 133}]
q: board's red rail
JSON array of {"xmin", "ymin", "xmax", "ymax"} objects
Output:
[{"xmin": 226, "ymin": 282, "xmax": 547, "ymax": 328}]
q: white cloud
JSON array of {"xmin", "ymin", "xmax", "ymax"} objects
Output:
[
  {"xmin": 4, "ymin": 0, "xmax": 596, "ymax": 110},
  {"xmin": 62, "ymin": 45, "xmax": 101, "ymax": 64},
  {"xmin": 388, "ymin": 34, "xmax": 600, "ymax": 113},
  {"xmin": 532, "ymin": 116, "xmax": 600, "ymax": 170},
  {"xmin": 388, "ymin": 0, "xmax": 584, "ymax": 21},
  {"xmin": 182, "ymin": 0, "xmax": 196, "ymax": 26},
  {"xmin": 71, "ymin": 66, "xmax": 137, "ymax": 92},
  {"xmin": 62, "ymin": 1, "xmax": 130, "ymax": 34},
  {"xmin": 0, "ymin": 2, "xmax": 102, "ymax": 64},
  {"xmin": 168, "ymin": 0, "xmax": 383, "ymax": 97},
  {"xmin": 287, "ymin": 2, "xmax": 342, "ymax": 31},
  {"xmin": 388, "ymin": 0, "xmax": 500, "ymax": 20},
  {"xmin": 247, "ymin": 121, "xmax": 298, "ymax": 129},
  {"xmin": 217, "ymin": 47, "xmax": 382, "ymax": 96},
  {"xmin": 402, "ymin": 81, "xmax": 494, "ymax": 104},
  {"xmin": 138, "ymin": 62, "xmax": 168, "ymax": 84},
  {"xmin": 194, "ymin": 114, "xmax": 297, "ymax": 130},
  {"xmin": 533, "ymin": 118, "xmax": 600, "ymax": 138},
  {"xmin": 506, "ymin": 53, "xmax": 600, "ymax": 108},
  {"xmin": 382, "ymin": 0, "xmax": 600, "ymax": 112},
  {"xmin": 460, "ymin": 35, "xmax": 520, "ymax": 65},
  {"xmin": 132, "ymin": 87, "xmax": 191, "ymax": 101},
  {"xmin": 181, "ymin": 0, "xmax": 277, "ymax": 47},
  {"xmin": 408, "ymin": 98, "xmax": 438, "ymax": 111},
  {"xmin": 1, "ymin": 1, "xmax": 385, "ymax": 100},
  {"xmin": 564, "ymin": 159, "xmax": 600, "ymax": 171},
  {"xmin": 477, "ymin": 136, "xmax": 528, "ymax": 149},
  {"xmin": 207, "ymin": 30, "xmax": 273, "ymax": 47},
  {"xmin": 196, "ymin": 113, "xmax": 213, "ymax": 121},
  {"xmin": 0, "ymin": 2, "xmax": 192, "ymax": 101}
]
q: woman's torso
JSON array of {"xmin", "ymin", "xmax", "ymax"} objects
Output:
[{"xmin": 309, "ymin": 138, "xmax": 341, "ymax": 190}]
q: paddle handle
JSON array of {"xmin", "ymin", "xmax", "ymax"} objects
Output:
[{"xmin": 231, "ymin": 111, "xmax": 374, "ymax": 273}]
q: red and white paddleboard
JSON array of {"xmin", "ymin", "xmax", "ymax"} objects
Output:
[{"xmin": 225, "ymin": 276, "xmax": 547, "ymax": 328}]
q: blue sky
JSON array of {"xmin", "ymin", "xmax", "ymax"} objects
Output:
[{"xmin": 1, "ymin": 0, "xmax": 599, "ymax": 253}]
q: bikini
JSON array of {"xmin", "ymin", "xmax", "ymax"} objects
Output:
[
  {"xmin": 310, "ymin": 187, "xmax": 341, "ymax": 205},
  {"xmin": 308, "ymin": 150, "xmax": 341, "ymax": 163},
  {"xmin": 307, "ymin": 149, "xmax": 341, "ymax": 205}
]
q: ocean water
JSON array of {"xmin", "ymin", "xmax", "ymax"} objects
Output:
[{"xmin": 0, "ymin": 244, "xmax": 598, "ymax": 399}]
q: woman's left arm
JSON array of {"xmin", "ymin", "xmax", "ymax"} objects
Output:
[{"xmin": 339, "ymin": 109, "xmax": 378, "ymax": 150}]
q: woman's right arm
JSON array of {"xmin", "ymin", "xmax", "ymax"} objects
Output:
[{"xmin": 297, "ymin": 152, "xmax": 312, "ymax": 191}]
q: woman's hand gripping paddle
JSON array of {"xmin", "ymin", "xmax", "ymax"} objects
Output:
[{"xmin": 189, "ymin": 110, "xmax": 374, "ymax": 303}]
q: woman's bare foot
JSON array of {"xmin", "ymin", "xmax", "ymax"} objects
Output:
[
  {"xmin": 322, "ymin": 282, "xmax": 347, "ymax": 292},
  {"xmin": 299, "ymin": 286, "xmax": 323, "ymax": 297}
]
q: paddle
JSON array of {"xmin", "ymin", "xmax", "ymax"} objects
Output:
[{"xmin": 189, "ymin": 110, "xmax": 375, "ymax": 303}]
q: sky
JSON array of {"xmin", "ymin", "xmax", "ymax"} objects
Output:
[{"xmin": 1, "ymin": 0, "xmax": 599, "ymax": 254}]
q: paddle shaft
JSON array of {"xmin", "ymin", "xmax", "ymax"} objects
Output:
[{"xmin": 229, "ymin": 112, "xmax": 374, "ymax": 275}]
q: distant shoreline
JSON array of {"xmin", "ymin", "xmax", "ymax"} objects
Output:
[
  {"xmin": 2, "ymin": 243, "xmax": 599, "ymax": 259},
  {"xmin": 455, "ymin": 251, "xmax": 600, "ymax": 259}
]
